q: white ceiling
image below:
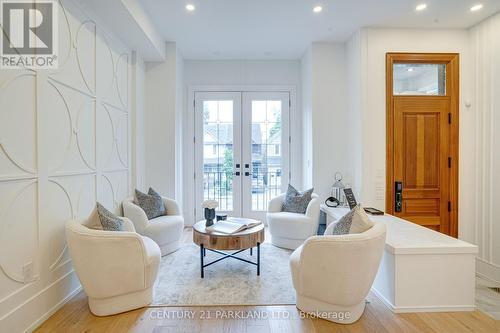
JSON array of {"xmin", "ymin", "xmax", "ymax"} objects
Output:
[{"xmin": 139, "ymin": 0, "xmax": 500, "ymax": 60}]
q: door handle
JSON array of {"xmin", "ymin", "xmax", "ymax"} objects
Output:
[
  {"xmin": 234, "ymin": 171, "xmax": 240, "ymax": 176},
  {"xmin": 245, "ymin": 171, "xmax": 252, "ymax": 176},
  {"xmin": 395, "ymin": 181, "xmax": 403, "ymax": 212}
]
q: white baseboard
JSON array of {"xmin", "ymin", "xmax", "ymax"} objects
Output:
[
  {"xmin": 476, "ymin": 258, "xmax": 500, "ymax": 285},
  {"xmin": 370, "ymin": 287, "xmax": 395, "ymax": 311},
  {"xmin": 390, "ymin": 305, "xmax": 475, "ymax": 313},
  {"xmin": 25, "ymin": 285, "xmax": 82, "ymax": 333},
  {"xmin": 0, "ymin": 270, "xmax": 82, "ymax": 333},
  {"xmin": 370, "ymin": 287, "xmax": 475, "ymax": 313}
]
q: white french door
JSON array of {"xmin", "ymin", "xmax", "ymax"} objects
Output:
[
  {"xmin": 194, "ymin": 91, "xmax": 290, "ymax": 221},
  {"xmin": 195, "ymin": 92, "xmax": 242, "ymax": 219},
  {"xmin": 241, "ymin": 92, "xmax": 290, "ymax": 220}
]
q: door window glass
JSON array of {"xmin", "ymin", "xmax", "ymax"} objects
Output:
[{"xmin": 393, "ymin": 64, "xmax": 446, "ymax": 95}]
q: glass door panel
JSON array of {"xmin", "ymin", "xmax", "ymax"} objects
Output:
[
  {"xmin": 242, "ymin": 92, "xmax": 290, "ymax": 220},
  {"xmin": 195, "ymin": 92, "xmax": 241, "ymax": 219}
]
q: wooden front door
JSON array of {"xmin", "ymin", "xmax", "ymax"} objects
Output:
[{"xmin": 386, "ymin": 53, "xmax": 459, "ymax": 237}]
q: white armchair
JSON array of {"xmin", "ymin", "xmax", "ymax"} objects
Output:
[
  {"xmin": 266, "ymin": 193, "xmax": 320, "ymax": 250},
  {"xmin": 123, "ymin": 196, "xmax": 184, "ymax": 256},
  {"xmin": 290, "ymin": 222, "xmax": 386, "ymax": 324},
  {"xmin": 65, "ymin": 212, "xmax": 161, "ymax": 316}
]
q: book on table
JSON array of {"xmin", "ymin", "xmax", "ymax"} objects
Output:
[{"xmin": 206, "ymin": 218, "xmax": 261, "ymax": 234}]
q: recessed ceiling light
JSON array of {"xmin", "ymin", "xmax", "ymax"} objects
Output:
[
  {"xmin": 185, "ymin": 4, "xmax": 195, "ymax": 11},
  {"xmin": 470, "ymin": 4, "xmax": 483, "ymax": 12},
  {"xmin": 415, "ymin": 3, "xmax": 427, "ymax": 11},
  {"xmin": 313, "ymin": 6, "xmax": 323, "ymax": 13},
  {"xmin": 407, "ymin": 68, "xmax": 414, "ymax": 72}
]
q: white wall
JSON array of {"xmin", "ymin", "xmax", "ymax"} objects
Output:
[
  {"xmin": 184, "ymin": 60, "xmax": 301, "ymax": 87},
  {"xmin": 183, "ymin": 60, "xmax": 302, "ymax": 223},
  {"xmin": 346, "ymin": 31, "xmax": 364, "ymax": 197},
  {"xmin": 301, "ymin": 43, "xmax": 351, "ymax": 201},
  {"xmin": 470, "ymin": 12, "xmax": 500, "ymax": 283},
  {"xmin": 131, "ymin": 51, "xmax": 146, "ymax": 190},
  {"xmin": 0, "ymin": 0, "xmax": 132, "ymax": 331},
  {"xmin": 144, "ymin": 42, "xmax": 183, "ymax": 198},
  {"xmin": 300, "ymin": 49, "xmax": 313, "ymax": 189},
  {"xmin": 175, "ymin": 50, "xmax": 185, "ymax": 211}
]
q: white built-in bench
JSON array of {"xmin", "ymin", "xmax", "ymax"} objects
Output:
[{"xmin": 320, "ymin": 205, "xmax": 478, "ymax": 313}]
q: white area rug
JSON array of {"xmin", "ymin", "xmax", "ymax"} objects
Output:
[{"xmin": 152, "ymin": 243, "xmax": 295, "ymax": 306}]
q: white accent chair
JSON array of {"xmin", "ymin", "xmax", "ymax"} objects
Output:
[
  {"xmin": 266, "ymin": 193, "xmax": 320, "ymax": 250},
  {"xmin": 123, "ymin": 196, "xmax": 184, "ymax": 256},
  {"xmin": 289, "ymin": 221, "xmax": 386, "ymax": 324},
  {"xmin": 65, "ymin": 211, "xmax": 161, "ymax": 316}
]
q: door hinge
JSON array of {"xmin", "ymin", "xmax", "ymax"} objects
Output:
[
  {"xmin": 448, "ymin": 157, "xmax": 452, "ymax": 168},
  {"xmin": 193, "ymin": 99, "xmax": 196, "ymax": 108},
  {"xmin": 289, "ymin": 99, "xmax": 291, "ymax": 107},
  {"xmin": 448, "ymin": 201, "xmax": 451, "ymax": 212},
  {"xmin": 289, "ymin": 136, "xmax": 291, "ymax": 143},
  {"xmin": 193, "ymin": 136, "xmax": 196, "ymax": 144},
  {"xmin": 448, "ymin": 113, "xmax": 452, "ymax": 124},
  {"xmin": 194, "ymin": 172, "xmax": 196, "ymax": 179}
]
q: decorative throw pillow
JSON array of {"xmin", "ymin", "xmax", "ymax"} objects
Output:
[
  {"xmin": 282, "ymin": 184, "xmax": 314, "ymax": 214},
  {"xmin": 96, "ymin": 202, "xmax": 123, "ymax": 231},
  {"xmin": 148, "ymin": 187, "xmax": 167, "ymax": 215},
  {"xmin": 349, "ymin": 205, "xmax": 375, "ymax": 233},
  {"xmin": 326, "ymin": 205, "xmax": 375, "ymax": 235},
  {"xmin": 135, "ymin": 188, "xmax": 166, "ymax": 220},
  {"xmin": 330, "ymin": 207, "xmax": 356, "ymax": 235}
]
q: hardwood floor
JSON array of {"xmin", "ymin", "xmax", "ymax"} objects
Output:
[
  {"xmin": 34, "ymin": 228, "xmax": 500, "ymax": 333},
  {"xmin": 34, "ymin": 290, "xmax": 500, "ymax": 333}
]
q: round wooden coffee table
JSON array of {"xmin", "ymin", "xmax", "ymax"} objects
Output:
[{"xmin": 193, "ymin": 220, "xmax": 265, "ymax": 278}]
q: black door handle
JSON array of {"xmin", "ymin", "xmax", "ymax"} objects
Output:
[
  {"xmin": 245, "ymin": 172, "xmax": 252, "ymax": 176},
  {"xmin": 395, "ymin": 181, "xmax": 403, "ymax": 212},
  {"xmin": 234, "ymin": 172, "xmax": 240, "ymax": 176}
]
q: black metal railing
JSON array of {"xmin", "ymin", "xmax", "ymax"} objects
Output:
[
  {"xmin": 203, "ymin": 171, "xmax": 233, "ymax": 211},
  {"xmin": 203, "ymin": 169, "xmax": 282, "ymax": 211}
]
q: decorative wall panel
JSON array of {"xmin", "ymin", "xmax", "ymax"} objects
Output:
[
  {"xmin": 470, "ymin": 12, "xmax": 500, "ymax": 282},
  {"xmin": 0, "ymin": 0, "xmax": 130, "ymax": 326},
  {"xmin": 0, "ymin": 73, "xmax": 37, "ymax": 179}
]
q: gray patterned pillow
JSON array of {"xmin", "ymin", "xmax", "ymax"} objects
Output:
[
  {"xmin": 328, "ymin": 205, "xmax": 374, "ymax": 235},
  {"xmin": 331, "ymin": 207, "xmax": 356, "ymax": 235},
  {"xmin": 135, "ymin": 188, "xmax": 166, "ymax": 220},
  {"xmin": 96, "ymin": 202, "xmax": 123, "ymax": 231},
  {"xmin": 282, "ymin": 185, "xmax": 314, "ymax": 214},
  {"xmin": 148, "ymin": 187, "xmax": 167, "ymax": 215}
]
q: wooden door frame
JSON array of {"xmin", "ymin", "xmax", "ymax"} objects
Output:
[{"xmin": 385, "ymin": 53, "xmax": 459, "ymax": 237}]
